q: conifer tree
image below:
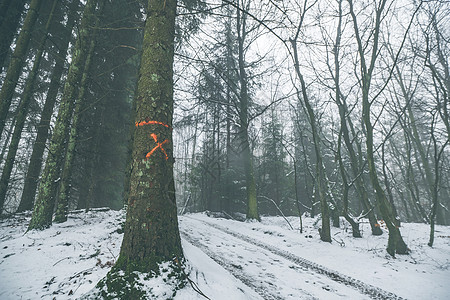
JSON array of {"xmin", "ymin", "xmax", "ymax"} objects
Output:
[
  {"xmin": 54, "ymin": 36, "xmax": 96, "ymax": 223},
  {"xmin": 0, "ymin": 0, "xmax": 44, "ymax": 136},
  {"xmin": 18, "ymin": 0, "xmax": 80, "ymax": 213},
  {"xmin": 0, "ymin": 0, "xmax": 59, "ymax": 214},
  {"xmin": 28, "ymin": 0, "xmax": 100, "ymax": 230},
  {"xmin": 100, "ymin": 0, "xmax": 184, "ymax": 297},
  {"xmin": 0, "ymin": 0, "xmax": 27, "ymax": 74}
]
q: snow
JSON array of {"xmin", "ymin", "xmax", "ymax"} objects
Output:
[{"xmin": 1, "ymin": 209, "xmax": 449, "ymax": 299}]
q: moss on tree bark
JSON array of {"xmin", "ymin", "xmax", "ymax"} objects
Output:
[
  {"xmin": 18, "ymin": 0, "xmax": 80, "ymax": 213},
  {"xmin": 28, "ymin": 0, "xmax": 99, "ymax": 230},
  {"xmin": 0, "ymin": 0, "xmax": 43, "ymax": 136},
  {"xmin": 101, "ymin": 0, "xmax": 184, "ymax": 297},
  {"xmin": 0, "ymin": 0, "xmax": 59, "ymax": 214}
]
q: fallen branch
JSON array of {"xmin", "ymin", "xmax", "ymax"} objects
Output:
[{"xmin": 258, "ymin": 196, "xmax": 294, "ymax": 230}]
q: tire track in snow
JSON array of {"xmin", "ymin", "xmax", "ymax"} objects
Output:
[
  {"xmin": 180, "ymin": 231, "xmax": 290, "ymax": 300},
  {"xmin": 183, "ymin": 216, "xmax": 404, "ymax": 300}
]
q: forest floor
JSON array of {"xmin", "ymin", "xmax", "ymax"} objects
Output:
[{"xmin": 0, "ymin": 208, "xmax": 449, "ymax": 299}]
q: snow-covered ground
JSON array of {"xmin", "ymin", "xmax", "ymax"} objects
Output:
[{"xmin": 0, "ymin": 209, "xmax": 449, "ymax": 299}]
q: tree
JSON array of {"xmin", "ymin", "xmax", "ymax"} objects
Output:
[
  {"xmin": 28, "ymin": 0, "xmax": 100, "ymax": 230},
  {"xmin": 347, "ymin": 0, "xmax": 411, "ymax": 256},
  {"xmin": 289, "ymin": 0, "xmax": 331, "ymax": 242},
  {"xmin": 18, "ymin": 0, "xmax": 80, "ymax": 213},
  {"xmin": 323, "ymin": 0, "xmax": 382, "ymax": 235},
  {"xmin": 0, "ymin": 0, "xmax": 59, "ymax": 214},
  {"xmin": 259, "ymin": 110, "xmax": 288, "ymax": 214},
  {"xmin": 0, "ymin": 0, "xmax": 27, "ymax": 74},
  {"xmin": 54, "ymin": 29, "xmax": 97, "ymax": 223},
  {"xmin": 99, "ymin": 0, "xmax": 185, "ymax": 297},
  {"xmin": 0, "ymin": 0, "xmax": 44, "ymax": 136},
  {"xmin": 236, "ymin": 0, "xmax": 259, "ymax": 221},
  {"xmin": 72, "ymin": 0, "xmax": 142, "ymax": 211}
]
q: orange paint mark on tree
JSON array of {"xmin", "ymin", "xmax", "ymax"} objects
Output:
[
  {"xmin": 134, "ymin": 119, "xmax": 171, "ymax": 160},
  {"xmin": 146, "ymin": 133, "xmax": 169, "ymax": 160},
  {"xmin": 135, "ymin": 119, "xmax": 170, "ymax": 129}
]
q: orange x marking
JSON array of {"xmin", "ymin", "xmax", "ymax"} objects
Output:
[{"xmin": 146, "ymin": 133, "xmax": 169, "ymax": 160}]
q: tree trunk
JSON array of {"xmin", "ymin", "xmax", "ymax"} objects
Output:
[
  {"xmin": 0, "ymin": 0, "xmax": 26, "ymax": 74},
  {"xmin": 18, "ymin": 0, "xmax": 79, "ymax": 213},
  {"xmin": 428, "ymin": 120, "xmax": 448, "ymax": 246},
  {"xmin": 0, "ymin": 0, "xmax": 43, "ymax": 136},
  {"xmin": 237, "ymin": 1, "xmax": 259, "ymax": 221},
  {"xmin": 102, "ymin": 0, "xmax": 184, "ymax": 296},
  {"xmin": 348, "ymin": 0, "xmax": 408, "ymax": 256},
  {"xmin": 54, "ymin": 36, "xmax": 96, "ymax": 223},
  {"xmin": 330, "ymin": 0, "xmax": 382, "ymax": 236},
  {"xmin": 0, "ymin": 0, "xmax": 58, "ymax": 214},
  {"xmin": 337, "ymin": 127, "xmax": 361, "ymax": 238},
  {"xmin": 28, "ymin": 0, "xmax": 99, "ymax": 230},
  {"xmin": 291, "ymin": 39, "xmax": 331, "ymax": 242}
]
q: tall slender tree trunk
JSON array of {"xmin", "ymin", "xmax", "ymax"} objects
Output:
[
  {"xmin": 337, "ymin": 130, "xmax": 361, "ymax": 238},
  {"xmin": 0, "ymin": 0, "xmax": 58, "ymax": 214},
  {"xmin": 331, "ymin": 0, "xmax": 381, "ymax": 235},
  {"xmin": 428, "ymin": 120, "xmax": 448, "ymax": 246},
  {"xmin": 28, "ymin": 0, "xmax": 99, "ymax": 230},
  {"xmin": 54, "ymin": 36, "xmax": 96, "ymax": 223},
  {"xmin": 291, "ymin": 39, "xmax": 331, "ymax": 242},
  {"xmin": 348, "ymin": 0, "xmax": 408, "ymax": 256},
  {"xmin": 223, "ymin": 5, "xmax": 233, "ymax": 215},
  {"xmin": 0, "ymin": 0, "xmax": 27, "ymax": 74},
  {"xmin": 102, "ymin": 0, "xmax": 183, "ymax": 297},
  {"xmin": 0, "ymin": 114, "xmax": 15, "ymax": 164},
  {"xmin": 0, "ymin": 0, "xmax": 44, "ymax": 136},
  {"xmin": 236, "ymin": 1, "xmax": 259, "ymax": 221},
  {"xmin": 18, "ymin": 0, "xmax": 79, "ymax": 213}
]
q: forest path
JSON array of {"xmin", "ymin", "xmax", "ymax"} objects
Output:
[{"xmin": 179, "ymin": 216, "xmax": 404, "ymax": 300}]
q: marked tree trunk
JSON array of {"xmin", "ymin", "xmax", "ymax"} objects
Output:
[
  {"xmin": 18, "ymin": 0, "xmax": 80, "ymax": 213},
  {"xmin": 0, "ymin": 0, "xmax": 59, "ymax": 214},
  {"xmin": 28, "ymin": 0, "xmax": 99, "ymax": 230},
  {"xmin": 101, "ymin": 0, "xmax": 184, "ymax": 297},
  {"xmin": 0, "ymin": 0, "xmax": 43, "ymax": 136}
]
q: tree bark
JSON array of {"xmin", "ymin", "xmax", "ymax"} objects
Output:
[
  {"xmin": 54, "ymin": 35, "xmax": 96, "ymax": 223},
  {"xmin": 348, "ymin": 0, "xmax": 408, "ymax": 256},
  {"xmin": 291, "ymin": 39, "xmax": 331, "ymax": 242},
  {"xmin": 18, "ymin": 0, "xmax": 80, "ymax": 213},
  {"xmin": 0, "ymin": 0, "xmax": 43, "ymax": 136},
  {"xmin": 237, "ymin": 0, "xmax": 259, "ymax": 221},
  {"xmin": 102, "ymin": 0, "xmax": 183, "ymax": 296},
  {"xmin": 0, "ymin": 0, "xmax": 27, "ymax": 74},
  {"xmin": 28, "ymin": 0, "xmax": 99, "ymax": 230},
  {"xmin": 0, "ymin": 0, "xmax": 58, "ymax": 214}
]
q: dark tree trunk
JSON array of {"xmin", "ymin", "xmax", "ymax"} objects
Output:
[
  {"xmin": 28, "ymin": 0, "xmax": 99, "ymax": 230},
  {"xmin": 54, "ymin": 36, "xmax": 96, "ymax": 223},
  {"xmin": 101, "ymin": 0, "xmax": 184, "ymax": 297},
  {"xmin": 0, "ymin": 0, "xmax": 58, "ymax": 214},
  {"xmin": 17, "ymin": 0, "xmax": 80, "ymax": 213},
  {"xmin": 348, "ymin": 0, "xmax": 409, "ymax": 256},
  {"xmin": 236, "ymin": 1, "xmax": 259, "ymax": 221},
  {"xmin": 291, "ymin": 39, "xmax": 331, "ymax": 242},
  {"xmin": 0, "ymin": 0, "xmax": 43, "ymax": 136},
  {"xmin": 0, "ymin": 0, "xmax": 27, "ymax": 74}
]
